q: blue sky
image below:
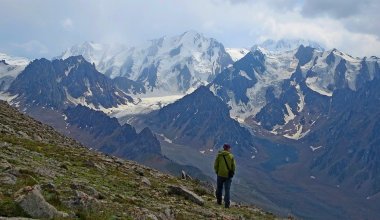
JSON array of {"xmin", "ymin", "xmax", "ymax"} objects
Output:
[{"xmin": 1, "ymin": 0, "xmax": 379, "ymax": 58}]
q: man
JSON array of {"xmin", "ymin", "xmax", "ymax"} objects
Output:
[{"xmin": 214, "ymin": 143, "xmax": 236, "ymax": 208}]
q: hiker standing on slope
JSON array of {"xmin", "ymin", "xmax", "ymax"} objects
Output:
[{"xmin": 214, "ymin": 144, "xmax": 236, "ymax": 208}]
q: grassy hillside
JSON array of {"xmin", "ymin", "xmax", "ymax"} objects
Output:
[{"xmin": 0, "ymin": 101, "xmax": 278, "ymax": 219}]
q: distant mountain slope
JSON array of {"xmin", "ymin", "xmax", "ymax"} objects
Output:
[
  {"xmin": 63, "ymin": 104, "xmax": 161, "ymax": 161},
  {"xmin": 144, "ymin": 86, "xmax": 255, "ymax": 157},
  {"xmin": 57, "ymin": 31, "xmax": 233, "ymax": 95},
  {"xmin": 210, "ymin": 45, "xmax": 380, "ymax": 139},
  {"xmin": 0, "ymin": 100, "xmax": 275, "ymax": 219},
  {"xmin": 7, "ymin": 56, "xmax": 132, "ymax": 110},
  {"xmin": 305, "ymin": 72, "xmax": 380, "ymax": 196}
]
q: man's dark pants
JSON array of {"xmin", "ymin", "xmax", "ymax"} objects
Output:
[{"xmin": 216, "ymin": 175, "xmax": 232, "ymax": 208}]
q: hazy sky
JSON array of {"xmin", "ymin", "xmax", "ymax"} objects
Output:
[{"xmin": 1, "ymin": 0, "xmax": 379, "ymax": 58}]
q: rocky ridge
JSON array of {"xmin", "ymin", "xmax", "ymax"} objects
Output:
[{"xmin": 0, "ymin": 100, "xmax": 276, "ymax": 219}]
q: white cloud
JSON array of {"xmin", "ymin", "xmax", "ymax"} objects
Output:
[
  {"xmin": 12, "ymin": 40, "xmax": 49, "ymax": 55},
  {"xmin": 62, "ymin": 18, "xmax": 73, "ymax": 30},
  {"xmin": 302, "ymin": 0, "xmax": 371, "ymax": 18},
  {"xmin": 0, "ymin": 0, "xmax": 379, "ymax": 58}
]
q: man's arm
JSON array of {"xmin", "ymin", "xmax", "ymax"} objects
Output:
[
  {"xmin": 231, "ymin": 156, "xmax": 236, "ymax": 172},
  {"xmin": 214, "ymin": 155, "xmax": 219, "ymax": 174}
]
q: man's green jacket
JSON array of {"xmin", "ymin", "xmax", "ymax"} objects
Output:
[{"xmin": 214, "ymin": 150, "xmax": 236, "ymax": 178}]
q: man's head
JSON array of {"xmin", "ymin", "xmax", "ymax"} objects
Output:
[{"xmin": 223, "ymin": 144, "xmax": 231, "ymax": 151}]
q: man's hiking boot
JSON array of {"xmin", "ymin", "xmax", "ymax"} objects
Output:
[{"xmin": 217, "ymin": 199, "xmax": 222, "ymax": 205}]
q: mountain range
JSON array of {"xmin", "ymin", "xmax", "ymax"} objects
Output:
[
  {"xmin": 1, "ymin": 31, "xmax": 380, "ymax": 219},
  {"xmin": 57, "ymin": 31, "xmax": 233, "ymax": 95},
  {"xmin": 127, "ymin": 40, "xmax": 380, "ymax": 219}
]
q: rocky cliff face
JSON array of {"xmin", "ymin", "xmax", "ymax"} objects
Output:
[
  {"xmin": 305, "ymin": 72, "xmax": 380, "ymax": 196},
  {"xmin": 0, "ymin": 100, "xmax": 275, "ymax": 219},
  {"xmin": 144, "ymin": 86, "xmax": 255, "ymax": 157}
]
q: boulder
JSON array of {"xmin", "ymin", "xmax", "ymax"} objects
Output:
[
  {"xmin": 168, "ymin": 185, "xmax": 204, "ymax": 206},
  {"xmin": 35, "ymin": 166, "xmax": 56, "ymax": 178},
  {"xmin": 41, "ymin": 182, "xmax": 57, "ymax": 192},
  {"xmin": 70, "ymin": 182, "xmax": 102, "ymax": 199},
  {"xmin": 14, "ymin": 185, "xmax": 68, "ymax": 219},
  {"xmin": 141, "ymin": 177, "xmax": 151, "ymax": 186},
  {"xmin": 0, "ymin": 159, "xmax": 12, "ymax": 171},
  {"xmin": 17, "ymin": 131, "xmax": 29, "ymax": 139},
  {"xmin": 145, "ymin": 213, "xmax": 158, "ymax": 220},
  {"xmin": 0, "ymin": 173, "xmax": 17, "ymax": 185},
  {"xmin": 83, "ymin": 160, "xmax": 104, "ymax": 171},
  {"xmin": 66, "ymin": 190, "xmax": 100, "ymax": 209},
  {"xmin": 158, "ymin": 208, "xmax": 176, "ymax": 220},
  {"xmin": 181, "ymin": 170, "xmax": 193, "ymax": 180},
  {"xmin": 113, "ymin": 157, "xmax": 125, "ymax": 165},
  {"xmin": 0, "ymin": 141, "xmax": 11, "ymax": 148},
  {"xmin": 135, "ymin": 167, "xmax": 145, "ymax": 176}
]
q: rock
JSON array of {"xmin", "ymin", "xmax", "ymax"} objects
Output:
[
  {"xmin": 66, "ymin": 190, "xmax": 100, "ymax": 209},
  {"xmin": 0, "ymin": 173, "xmax": 17, "ymax": 185},
  {"xmin": 135, "ymin": 167, "xmax": 145, "ymax": 176},
  {"xmin": 35, "ymin": 167, "xmax": 56, "ymax": 178},
  {"xmin": 0, "ymin": 142, "xmax": 11, "ymax": 148},
  {"xmin": 0, "ymin": 159, "xmax": 12, "ymax": 171},
  {"xmin": 197, "ymin": 208, "xmax": 215, "ymax": 218},
  {"xmin": 6, "ymin": 168, "xmax": 21, "ymax": 177},
  {"xmin": 141, "ymin": 177, "xmax": 151, "ymax": 186},
  {"xmin": 146, "ymin": 213, "xmax": 158, "ymax": 220},
  {"xmin": 14, "ymin": 185, "xmax": 68, "ymax": 219},
  {"xmin": 158, "ymin": 208, "xmax": 176, "ymax": 220},
  {"xmin": 33, "ymin": 134, "xmax": 43, "ymax": 141},
  {"xmin": 84, "ymin": 160, "xmax": 104, "ymax": 170},
  {"xmin": 42, "ymin": 182, "xmax": 56, "ymax": 191},
  {"xmin": 168, "ymin": 185, "xmax": 204, "ymax": 206},
  {"xmin": 151, "ymin": 171, "xmax": 164, "ymax": 178},
  {"xmin": 231, "ymin": 201, "xmax": 237, "ymax": 207},
  {"xmin": 70, "ymin": 182, "xmax": 101, "ymax": 199},
  {"xmin": 17, "ymin": 131, "xmax": 29, "ymax": 139},
  {"xmin": 102, "ymin": 157, "xmax": 114, "ymax": 163},
  {"xmin": 113, "ymin": 157, "xmax": 124, "ymax": 165},
  {"xmin": 181, "ymin": 170, "xmax": 193, "ymax": 180}
]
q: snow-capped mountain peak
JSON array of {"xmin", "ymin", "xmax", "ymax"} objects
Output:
[
  {"xmin": 225, "ymin": 48, "xmax": 250, "ymax": 62},
  {"xmin": 56, "ymin": 31, "xmax": 233, "ymax": 96},
  {"xmin": 57, "ymin": 41, "xmax": 126, "ymax": 66},
  {"xmin": 179, "ymin": 30, "xmax": 203, "ymax": 41},
  {"xmin": 252, "ymin": 38, "xmax": 324, "ymax": 53},
  {"xmin": 0, "ymin": 52, "xmax": 30, "ymax": 91},
  {"xmin": 0, "ymin": 53, "xmax": 29, "ymax": 66}
]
